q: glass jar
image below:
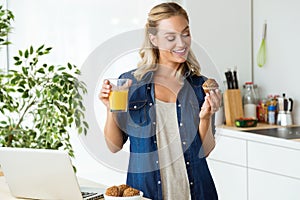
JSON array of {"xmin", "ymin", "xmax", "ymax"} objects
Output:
[{"xmin": 243, "ymin": 82, "xmax": 257, "ymax": 118}]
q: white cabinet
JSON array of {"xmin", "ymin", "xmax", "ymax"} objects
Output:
[
  {"xmin": 248, "ymin": 169, "xmax": 300, "ymax": 200},
  {"xmin": 248, "ymin": 141, "xmax": 300, "ymax": 179},
  {"xmin": 208, "ymin": 128, "xmax": 300, "ymax": 200},
  {"xmin": 208, "ymin": 135, "xmax": 247, "ymax": 200},
  {"xmin": 207, "ymin": 160, "xmax": 247, "ymax": 200},
  {"xmin": 209, "ymin": 135, "xmax": 247, "ymax": 166},
  {"xmin": 247, "ymin": 141, "xmax": 300, "ymax": 200}
]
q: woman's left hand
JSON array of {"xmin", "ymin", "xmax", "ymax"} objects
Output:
[{"xmin": 199, "ymin": 89, "xmax": 222, "ymax": 120}]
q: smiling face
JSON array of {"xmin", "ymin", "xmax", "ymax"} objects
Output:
[{"xmin": 149, "ymin": 15, "xmax": 191, "ymax": 68}]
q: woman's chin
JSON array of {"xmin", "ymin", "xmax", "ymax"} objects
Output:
[{"xmin": 173, "ymin": 56, "xmax": 187, "ymax": 63}]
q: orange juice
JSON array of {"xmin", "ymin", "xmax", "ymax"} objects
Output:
[{"xmin": 109, "ymin": 90, "xmax": 128, "ymax": 112}]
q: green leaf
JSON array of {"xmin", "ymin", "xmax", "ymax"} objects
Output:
[
  {"xmin": 45, "ymin": 47, "xmax": 52, "ymax": 51},
  {"xmin": 36, "ymin": 44, "xmax": 45, "ymax": 52},
  {"xmin": 21, "ymin": 90, "xmax": 29, "ymax": 98},
  {"xmin": 24, "ymin": 49, "xmax": 29, "ymax": 58},
  {"xmin": 37, "ymin": 68, "xmax": 45, "ymax": 74},
  {"xmin": 58, "ymin": 67, "xmax": 66, "ymax": 71},
  {"xmin": 36, "ymin": 89, "xmax": 41, "ymax": 98},
  {"xmin": 49, "ymin": 65, "xmax": 54, "ymax": 72},
  {"xmin": 83, "ymin": 121, "xmax": 89, "ymax": 129},
  {"xmin": 13, "ymin": 56, "xmax": 20, "ymax": 61},
  {"xmin": 67, "ymin": 63, "xmax": 72, "ymax": 70},
  {"xmin": 22, "ymin": 67, "xmax": 28, "ymax": 76},
  {"xmin": 53, "ymin": 75, "xmax": 60, "ymax": 83},
  {"xmin": 10, "ymin": 77, "xmax": 20, "ymax": 85},
  {"xmin": 30, "ymin": 46, "xmax": 34, "ymax": 54},
  {"xmin": 18, "ymin": 50, "xmax": 23, "ymax": 56},
  {"xmin": 15, "ymin": 60, "xmax": 22, "ymax": 66},
  {"xmin": 17, "ymin": 88, "xmax": 24, "ymax": 92}
]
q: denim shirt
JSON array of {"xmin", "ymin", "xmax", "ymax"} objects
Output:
[{"xmin": 117, "ymin": 70, "xmax": 218, "ymax": 200}]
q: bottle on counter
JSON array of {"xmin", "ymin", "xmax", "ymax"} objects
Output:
[
  {"xmin": 268, "ymin": 105, "xmax": 276, "ymax": 124},
  {"xmin": 243, "ymin": 82, "xmax": 258, "ymax": 118},
  {"xmin": 257, "ymin": 98, "xmax": 268, "ymax": 123}
]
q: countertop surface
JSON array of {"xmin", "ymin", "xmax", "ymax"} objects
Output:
[
  {"xmin": 216, "ymin": 123, "xmax": 300, "ymax": 149},
  {"xmin": 0, "ymin": 175, "xmax": 106, "ymax": 200},
  {"xmin": 0, "ymin": 172, "xmax": 150, "ymax": 200}
]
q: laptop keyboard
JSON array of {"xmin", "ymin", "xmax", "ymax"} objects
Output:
[{"xmin": 82, "ymin": 191, "xmax": 104, "ymax": 200}]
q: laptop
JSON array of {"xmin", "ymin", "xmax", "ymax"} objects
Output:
[{"xmin": 0, "ymin": 147, "xmax": 104, "ymax": 200}]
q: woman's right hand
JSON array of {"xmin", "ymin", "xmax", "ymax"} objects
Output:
[{"xmin": 99, "ymin": 79, "xmax": 112, "ymax": 109}]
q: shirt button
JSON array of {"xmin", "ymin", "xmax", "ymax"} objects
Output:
[
  {"xmin": 158, "ymin": 181, "xmax": 161, "ymax": 184},
  {"xmin": 153, "ymin": 122, "xmax": 156, "ymax": 125},
  {"xmin": 156, "ymin": 160, "xmax": 159, "ymax": 164},
  {"xmin": 190, "ymin": 182, "xmax": 193, "ymax": 185},
  {"xmin": 180, "ymin": 123, "xmax": 183, "ymax": 126},
  {"xmin": 147, "ymin": 86, "xmax": 151, "ymax": 90},
  {"xmin": 182, "ymin": 141, "xmax": 186, "ymax": 145},
  {"xmin": 133, "ymin": 105, "xmax": 137, "ymax": 109},
  {"xmin": 154, "ymin": 140, "xmax": 157, "ymax": 144},
  {"xmin": 186, "ymin": 161, "xmax": 190, "ymax": 165},
  {"xmin": 178, "ymin": 104, "xmax": 181, "ymax": 107},
  {"xmin": 149, "ymin": 103, "xmax": 153, "ymax": 106}
]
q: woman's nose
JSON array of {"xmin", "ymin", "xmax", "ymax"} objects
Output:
[{"xmin": 176, "ymin": 36, "xmax": 186, "ymax": 47}]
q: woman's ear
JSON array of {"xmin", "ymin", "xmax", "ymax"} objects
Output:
[{"xmin": 149, "ymin": 34, "xmax": 157, "ymax": 47}]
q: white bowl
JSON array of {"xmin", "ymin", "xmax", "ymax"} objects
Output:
[{"xmin": 104, "ymin": 191, "xmax": 143, "ymax": 200}]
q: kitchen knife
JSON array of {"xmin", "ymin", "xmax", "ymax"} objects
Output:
[
  {"xmin": 225, "ymin": 70, "xmax": 234, "ymax": 89},
  {"xmin": 233, "ymin": 68, "xmax": 239, "ymax": 89}
]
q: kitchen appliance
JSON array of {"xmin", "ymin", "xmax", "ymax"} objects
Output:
[{"xmin": 277, "ymin": 93, "xmax": 293, "ymax": 126}]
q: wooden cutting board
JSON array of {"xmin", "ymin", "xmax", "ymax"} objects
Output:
[
  {"xmin": 291, "ymin": 138, "xmax": 300, "ymax": 142},
  {"xmin": 223, "ymin": 89, "xmax": 244, "ymax": 126}
]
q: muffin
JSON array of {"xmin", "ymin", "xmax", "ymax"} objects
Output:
[
  {"xmin": 105, "ymin": 185, "xmax": 120, "ymax": 197},
  {"xmin": 122, "ymin": 187, "xmax": 140, "ymax": 197},
  {"xmin": 202, "ymin": 78, "xmax": 219, "ymax": 93},
  {"xmin": 118, "ymin": 184, "xmax": 130, "ymax": 196}
]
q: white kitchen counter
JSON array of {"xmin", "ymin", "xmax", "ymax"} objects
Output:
[
  {"xmin": 208, "ymin": 123, "xmax": 300, "ymax": 200},
  {"xmin": 215, "ymin": 124, "xmax": 300, "ymax": 150}
]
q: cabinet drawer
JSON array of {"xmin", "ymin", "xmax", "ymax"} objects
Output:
[
  {"xmin": 207, "ymin": 160, "xmax": 247, "ymax": 200},
  {"xmin": 248, "ymin": 141, "xmax": 300, "ymax": 179},
  {"xmin": 249, "ymin": 169, "xmax": 300, "ymax": 200},
  {"xmin": 208, "ymin": 136, "xmax": 247, "ymax": 166}
]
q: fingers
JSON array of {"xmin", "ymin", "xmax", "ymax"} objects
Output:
[
  {"xmin": 209, "ymin": 89, "xmax": 222, "ymax": 110},
  {"xmin": 201, "ymin": 89, "xmax": 222, "ymax": 114},
  {"xmin": 99, "ymin": 79, "xmax": 112, "ymax": 100}
]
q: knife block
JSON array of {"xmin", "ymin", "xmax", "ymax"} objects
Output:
[{"xmin": 223, "ymin": 89, "xmax": 244, "ymax": 126}]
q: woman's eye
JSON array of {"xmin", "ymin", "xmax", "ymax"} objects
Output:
[
  {"xmin": 166, "ymin": 36, "xmax": 176, "ymax": 41},
  {"xmin": 182, "ymin": 33, "xmax": 190, "ymax": 38}
]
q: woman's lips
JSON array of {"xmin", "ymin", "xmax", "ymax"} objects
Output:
[{"xmin": 172, "ymin": 48, "xmax": 187, "ymax": 56}]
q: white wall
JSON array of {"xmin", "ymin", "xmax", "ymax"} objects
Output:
[
  {"xmin": 185, "ymin": 0, "xmax": 252, "ymax": 89},
  {"xmin": 253, "ymin": 0, "xmax": 300, "ymax": 124}
]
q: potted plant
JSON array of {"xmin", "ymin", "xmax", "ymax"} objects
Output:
[
  {"xmin": 0, "ymin": 45, "xmax": 89, "ymax": 157},
  {"xmin": 0, "ymin": 5, "xmax": 88, "ymax": 158}
]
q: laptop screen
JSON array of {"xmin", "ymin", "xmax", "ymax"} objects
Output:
[{"xmin": 0, "ymin": 147, "xmax": 104, "ymax": 200}]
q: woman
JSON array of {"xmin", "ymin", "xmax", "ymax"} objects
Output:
[{"xmin": 99, "ymin": 2, "xmax": 221, "ymax": 200}]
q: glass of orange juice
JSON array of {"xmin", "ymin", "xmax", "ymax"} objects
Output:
[{"xmin": 108, "ymin": 78, "xmax": 130, "ymax": 112}]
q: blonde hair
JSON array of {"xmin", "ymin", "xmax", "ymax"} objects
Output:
[{"xmin": 134, "ymin": 2, "xmax": 201, "ymax": 81}]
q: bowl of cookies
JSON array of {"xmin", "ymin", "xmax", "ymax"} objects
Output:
[{"xmin": 104, "ymin": 184, "xmax": 143, "ymax": 200}]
